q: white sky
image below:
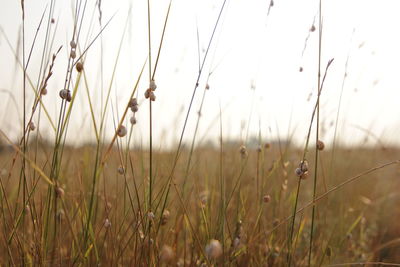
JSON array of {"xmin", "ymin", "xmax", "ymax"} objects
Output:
[{"xmin": 0, "ymin": 0, "xmax": 399, "ymax": 148}]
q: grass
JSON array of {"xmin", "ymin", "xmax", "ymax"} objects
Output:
[
  {"xmin": 0, "ymin": 141, "xmax": 399, "ymax": 265},
  {"xmin": 0, "ymin": 0, "xmax": 399, "ymax": 266}
]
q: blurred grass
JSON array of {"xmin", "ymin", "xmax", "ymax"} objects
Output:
[
  {"xmin": 1, "ymin": 1, "xmax": 399, "ymax": 266},
  {"xmin": 0, "ymin": 141, "xmax": 398, "ymax": 265}
]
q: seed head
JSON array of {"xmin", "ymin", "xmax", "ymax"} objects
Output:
[
  {"xmin": 205, "ymin": 239, "xmax": 222, "ymax": 259},
  {"xmin": 257, "ymin": 145, "xmax": 262, "ymax": 153},
  {"xmin": 56, "ymin": 187, "xmax": 65, "ymax": 198},
  {"xmin": 59, "ymin": 89, "xmax": 72, "ymax": 102},
  {"xmin": 239, "ymin": 145, "xmax": 248, "ymax": 158},
  {"xmin": 199, "ymin": 191, "xmax": 209, "ymax": 207},
  {"xmin": 148, "ymin": 211, "xmax": 155, "ymax": 220},
  {"xmin": 51, "ymin": 18, "xmax": 55, "ymax": 24},
  {"xmin": 149, "ymin": 91, "xmax": 156, "ymax": 101},
  {"xmin": 161, "ymin": 210, "xmax": 170, "ymax": 225},
  {"xmin": 263, "ymin": 194, "xmax": 271, "ymax": 203},
  {"xmin": 299, "ymin": 160, "xmax": 309, "ymax": 172},
  {"xmin": 104, "ymin": 218, "xmax": 111, "ymax": 228},
  {"xmin": 295, "ymin": 167, "xmax": 303, "ymax": 177},
  {"xmin": 130, "ymin": 116, "xmax": 137, "ymax": 125},
  {"xmin": 117, "ymin": 165, "xmax": 125, "ymax": 175},
  {"xmin": 144, "ymin": 89, "xmax": 150, "ymax": 99},
  {"xmin": 310, "ymin": 25, "xmax": 316, "ymax": 32},
  {"xmin": 317, "ymin": 140, "xmax": 325, "ymax": 151},
  {"xmin": 128, "ymin": 98, "xmax": 138, "ymax": 108},
  {"xmin": 295, "ymin": 167, "xmax": 309, "ymax": 179},
  {"xmin": 59, "ymin": 89, "xmax": 69, "ymax": 100},
  {"xmin": 233, "ymin": 237, "xmax": 240, "ymax": 248},
  {"xmin": 205, "ymin": 83, "xmax": 210, "ymax": 90},
  {"xmin": 160, "ymin": 245, "xmax": 174, "ymax": 263},
  {"xmin": 28, "ymin": 121, "xmax": 36, "ymax": 131},
  {"xmin": 66, "ymin": 91, "xmax": 72, "ymax": 102},
  {"xmin": 41, "ymin": 87, "xmax": 48, "ymax": 95},
  {"xmin": 299, "ymin": 66, "xmax": 304, "ymax": 72},
  {"xmin": 67, "ymin": 91, "xmax": 72, "ymax": 102},
  {"xmin": 117, "ymin": 125, "xmax": 127, "ymax": 137},
  {"xmin": 149, "ymin": 80, "xmax": 157, "ymax": 91},
  {"xmin": 76, "ymin": 62, "xmax": 83, "ymax": 72},
  {"xmin": 131, "ymin": 105, "xmax": 139, "ymax": 113},
  {"xmin": 70, "ymin": 50, "xmax": 76, "ymax": 59},
  {"xmin": 70, "ymin": 40, "xmax": 77, "ymax": 49}
]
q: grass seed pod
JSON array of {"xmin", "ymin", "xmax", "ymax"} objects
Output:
[
  {"xmin": 28, "ymin": 121, "xmax": 36, "ymax": 131},
  {"xmin": 149, "ymin": 91, "xmax": 156, "ymax": 101},
  {"xmin": 144, "ymin": 89, "xmax": 151, "ymax": 99},
  {"xmin": 205, "ymin": 239, "xmax": 222, "ymax": 259},
  {"xmin": 70, "ymin": 40, "xmax": 77, "ymax": 49},
  {"xmin": 76, "ymin": 62, "xmax": 83, "ymax": 72},
  {"xmin": 56, "ymin": 187, "xmax": 65, "ymax": 198},
  {"xmin": 150, "ymin": 80, "xmax": 157, "ymax": 90},
  {"xmin": 59, "ymin": 89, "xmax": 68, "ymax": 100},
  {"xmin": 131, "ymin": 105, "xmax": 139, "ymax": 113},
  {"xmin": 117, "ymin": 165, "xmax": 125, "ymax": 175},
  {"xmin": 117, "ymin": 125, "xmax": 127, "ymax": 137},
  {"xmin": 130, "ymin": 116, "xmax": 137, "ymax": 125},
  {"xmin": 66, "ymin": 91, "xmax": 72, "ymax": 102},
  {"xmin": 128, "ymin": 98, "xmax": 138, "ymax": 108},
  {"xmin": 70, "ymin": 50, "xmax": 76, "ymax": 59},
  {"xmin": 104, "ymin": 218, "xmax": 111, "ymax": 228},
  {"xmin": 317, "ymin": 140, "xmax": 325, "ymax": 150},
  {"xmin": 160, "ymin": 245, "xmax": 174, "ymax": 263}
]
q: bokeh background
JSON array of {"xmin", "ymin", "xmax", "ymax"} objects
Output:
[{"xmin": 1, "ymin": 0, "xmax": 399, "ymax": 148}]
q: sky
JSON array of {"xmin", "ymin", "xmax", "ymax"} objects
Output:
[{"xmin": 0, "ymin": 0, "xmax": 399, "ymax": 149}]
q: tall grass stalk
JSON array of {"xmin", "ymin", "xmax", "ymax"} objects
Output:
[
  {"xmin": 157, "ymin": 0, "xmax": 228, "ymax": 244},
  {"xmin": 308, "ymin": 0, "xmax": 323, "ymax": 265},
  {"xmin": 146, "ymin": 0, "xmax": 154, "ymax": 264},
  {"xmin": 287, "ymin": 47, "xmax": 334, "ymax": 267},
  {"xmin": 20, "ymin": 1, "xmax": 28, "ymax": 264}
]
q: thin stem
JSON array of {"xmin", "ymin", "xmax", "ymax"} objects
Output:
[
  {"xmin": 308, "ymin": 0, "xmax": 322, "ymax": 265},
  {"xmin": 147, "ymin": 0, "xmax": 153, "ymax": 264}
]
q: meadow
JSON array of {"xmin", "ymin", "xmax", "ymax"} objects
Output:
[{"xmin": 0, "ymin": 0, "xmax": 399, "ymax": 266}]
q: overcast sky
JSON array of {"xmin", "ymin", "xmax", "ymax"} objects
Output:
[{"xmin": 1, "ymin": 0, "xmax": 399, "ymax": 148}]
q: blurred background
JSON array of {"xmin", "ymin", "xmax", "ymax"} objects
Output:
[{"xmin": 1, "ymin": 0, "xmax": 399, "ymax": 149}]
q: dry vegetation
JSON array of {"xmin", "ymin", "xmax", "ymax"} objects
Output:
[
  {"xmin": 0, "ymin": 0, "xmax": 399, "ymax": 266},
  {"xmin": 0, "ymin": 142, "xmax": 399, "ymax": 266}
]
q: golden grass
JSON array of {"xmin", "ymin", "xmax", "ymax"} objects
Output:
[{"xmin": 0, "ymin": 142, "xmax": 399, "ymax": 265}]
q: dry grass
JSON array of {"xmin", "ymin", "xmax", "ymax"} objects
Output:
[
  {"xmin": 0, "ymin": 0, "xmax": 399, "ymax": 266},
  {"xmin": 0, "ymin": 142, "xmax": 399, "ymax": 265}
]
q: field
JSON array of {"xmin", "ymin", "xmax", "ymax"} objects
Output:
[
  {"xmin": 0, "ymin": 142, "xmax": 399, "ymax": 266},
  {"xmin": 0, "ymin": 0, "xmax": 400, "ymax": 266}
]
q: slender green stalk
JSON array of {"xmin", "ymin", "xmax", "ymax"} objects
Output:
[
  {"xmin": 287, "ymin": 39, "xmax": 334, "ymax": 267},
  {"xmin": 146, "ymin": 0, "xmax": 154, "ymax": 264},
  {"xmin": 308, "ymin": 1, "xmax": 323, "ymax": 265},
  {"xmin": 20, "ymin": 1, "xmax": 27, "ymax": 264}
]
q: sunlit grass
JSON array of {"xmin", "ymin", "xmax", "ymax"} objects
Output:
[{"xmin": 0, "ymin": 0, "xmax": 399, "ymax": 266}]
